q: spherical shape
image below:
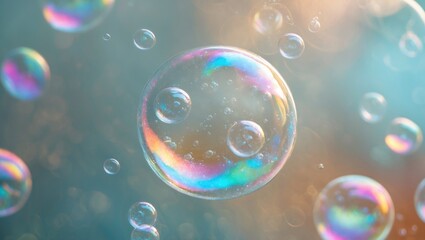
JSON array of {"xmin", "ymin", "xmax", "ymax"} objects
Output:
[
  {"xmin": 279, "ymin": 33, "xmax": 305, "ymax": 59},
  {"xmin": 103, "ymin": 158, "xmax": 120, "ymax": 175},
  {"xmin": 133, "ymin": 29, "xmax": 156, "ymax": 50},
  {"xmin": 359, "ymin": 92, "xmax": 387, "ymax": 123},
  {"xmin": 154, "ymin": 87, "xmax": 192, "ymax": 124},
  {"xmin": 385, "ymin": 118, "xmax": 422, "ymax": 155},
  {"xmin": 137, "ymin": 46, "xmax": 297, "ymax": 200},
  {"xmin": 253, "ymin": 5, "xmax": 283, "ymax": 35},
  {"xmin": 131, "ymin": 226, "xmax": 160, "ymax": 240},
  {"xmin": 128, "ymin": 202, "xmax": 157, "ymax": 229},
  {"xmin": 308, "ymin": 17, "xmax": 321, "ymax": 33},
  {"xmin": 414, "ymin": 178, "xmax": 425, "ymax": 223},
  {"xmin": 313, "ymin": 175, "xmax": 395, "ymax": 240}
]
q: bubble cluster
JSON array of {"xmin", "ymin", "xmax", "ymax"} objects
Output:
[
  {"xmin": 131, "ymin": 226, "xmax": 160, "ymax": 240},
  {"xmin": 128, "ymin": 202, "xmax": 157, "ymax": 229},
  {"xmin": 359, "ymin": 92, "xmax": 387, "ymax": 123},
  {"xmin": 279, "ymin": 33, "xmax": 305, "ymax": 59},
  {"xmin": 0, "ymin": 149, "xmax": 32, "ymax": 217},
  {"xmin": 385, "ymin": 118, "xmax": 423, "ymax": 155},
  {"xmin": 414, "ymin": 178, "xmax": 425, "ymax": 222},
  {"xmin": 313, "ymin": 175, "xmax": 395, "ymax": 240},
  {"xmin": 133, "ymin": 29, "xmax": 157, "ymax": 50},
  {"xmin": 154, "ymin": 87, "xmax": 192, "ymax": 124},
  {"xmin": 42, "ymin": 0, "xmax": 115, "ymax": 33},
  {"xmin": 138, "ymin": 46, "xmax": 297, "ymax": 200},
  {"xmin": 103, "ymin": 158, "xmax": 120, "ymax": 175},
  {"xmin": 1, "ymin": 47, "xmax": 50, "ymax": 101}
]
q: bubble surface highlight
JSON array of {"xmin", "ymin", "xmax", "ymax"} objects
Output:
[{"xmin": 385, "ymin": 118, "xmax": 423, "ymax": 155}]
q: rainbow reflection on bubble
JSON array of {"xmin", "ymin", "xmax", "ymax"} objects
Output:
[
  {"xmin": 415, "ymin": 178, "xmax": 425, "ymax": 223},
  {"xmin": 313, "ymin": 175, "xmax": 395, "ymax": 240},
  {"xmin": 0, "ymin": 148, "xmax": 32, "ymax": 217},
  {"xmin": 1, "ymin": 47, "xmax": 50, "ymax": 101},
  {"xmin": 137, "ymin": 46, "xmax": 296, "ymax": 200},
  {"xmin": 385, "ymin": 118, "xmax": 423, "ymax": 155},
  {"xmin": 42, "ymin": 0, "xmax": 115, "ymax": 33}
]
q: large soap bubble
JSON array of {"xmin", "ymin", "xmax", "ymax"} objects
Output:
[{"xmin": 137, "ymin": 46, "xmax": 297, "ymax": 200}]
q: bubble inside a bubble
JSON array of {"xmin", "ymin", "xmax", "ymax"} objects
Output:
[
  {"xmin": 227, "ymin": 120, "xmax": 265, "ymax": 158},
  {"xmin": 154, "ymin": 87, "xmax": 192, "ymax": 124}
]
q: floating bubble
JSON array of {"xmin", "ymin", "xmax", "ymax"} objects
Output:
[
  {"xmin": 227, "ymin": 120, "xmax": 265, "ymax": 158},
  {"xmin": 308, "ymin": 17, "xmax": 321, "ymax": 33},
  {"xmin": 1, "ymin": 47, "xmax": 50, "ymax": 101},
  {"xmin": 128, "ymin": 202, "xmax": 157, "ymax": 229},
  {"xmin": 399, "ymin": 31, "xmax": 423, "ymax": 58},
  {"xmin": 284, "ymin": 206, "xmax": 306, "ymax": 228},
  {"xmin": 137, "ymin": 46, "xmax": 297, "ymax": 200},
  {"xmin": 42, "ymin": 0, "xmax": 115, "ymax": 33},
  {"xmin": 414, "ymin": 178, "xmax": 425, "ymax": 222},
  {"xmin": 385, "ymin": 118, "xmax": 423, "ymax": 155},
  {"xmin": 133, "ymin": 29, "xmax": 156, "ymax": 50},
  {"xmin": 103, "ymin": 158, "xmax": 120, "ymax": 175},
  {"xmin": 0, "ymin": 149, "xmax": 32, "ymax": 217},
  {"xmin": 103, "ymin": 33, "xmax": 111, "ymax": 41},
  {"xmin": 154, "ymin": 87, "xmax": 192, "ymax": 124},
  {"xmin": 279, "ymin": 33, "xmax": 305, "ymax": 59},
  {"xmin": 131, "ymin": 225, "xmax": 160, "ymax": 240},
  {"xmin": 313, "ymin": 175, "xmax": 395, "ymax": 240},
  {"xmin": 253, "ymin": 4, "xmax": 283, "ymax": 35},
  {"xmin": 359, "ymin": 92, "xmax": 387, "ymax": 123}
]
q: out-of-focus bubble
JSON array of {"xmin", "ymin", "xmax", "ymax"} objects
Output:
[
  {"xmin": 103, "ymin": 158, "xmax": 120, "ymax": 175},
  {"xmin": 0, "ymin": 149, "xmax": 32, "ymax": 217},
  {"xmin": 399, "ymin": 31, "xmax": 423, "ymax": 58},
  {"xmin": 154, "ymin": 87, "xmax": 192, "ymax": 124},
  {"xmin": 227, "ymin": 120, "xmax": 265, "ymax": 158},
  {"xmin": 131, "ymin": 225, "xmax": 160, "ymax": 240},
  {"xmin": 284, "ymin": 206, "xmax": 306, "ymax": 228},
  {"xmin": 1, "ymin": 47, "xmax": 50, "ymax": 101},
  {"xmin": 103, "ymin": 33, "xmax": 111, "ymax": 41},
  {"xmin": 253, "ymin": 4, "xmax": 283, "ymax": 35},
  {"xmin": 414, "ymin": 178, "xmax": 425, "ymax": 222},
  {"xmin": 313, "ymin": 175, "xmax": 395, "ymax": 240},
  {"xmin": 133, "ymin": 29, "xmax": 156, "ymax": 50},
  {"xmin": 279, "ymin": 33, "xmax": 305, "ymax": 59},
  {"xmin": 137, "ymin": 46, "xmax": 297, "ymax": 200},
  {"xmin": 363, "ymin": 0, "xmax": 405, "ymax": 17},
  {"xmin": 128, "ymin": 202, "xmax": 157, "ymax": 229},
  {"xmin": 385, "ymin": 118, "xmax": 422, "ymax": 155},
  {"xmin": 359, "ymin": 92, "xmax": 387, "ymax": 123},
  {"xmin": 308, "ymin": 17, "xmax": 321, "ymax": 33},
  {"xmin": 42, "ymin": 0, "xmax": 115, "ymax": 33}
]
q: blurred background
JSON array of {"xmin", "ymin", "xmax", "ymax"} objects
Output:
[{"xmin": 1, "ymin": 0, "xmax": 425, "ymax": 239}]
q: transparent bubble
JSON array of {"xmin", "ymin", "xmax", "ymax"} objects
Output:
[
  {"xmin": 227, "ymin": 120, "xmax": 265, "ymax": 158},
  {"xmin": 137, "ymin": 46, "xmax": 297, "ymax": 200},
  {"xmin": 253, "ymin": 4, "xmax": 283, "ymax": 35},
  {"xmin": 308, "ymin": 17, "xmax": 321, "ymax": 33},
  {"xmin": 359, "ymin": 92, "xmax": 387, "ymax": 123},
  {"xmin": 284, "ymin": 206, "xmax": 306, "ymax": 228},
  {"xmin": 103, "ymin": 33, "xmax": 111, "ymax": 41},
  {"xmin": 414, "ymin": 178, "xmax": 425, "ymax": 222},
  {"xmin": 1, "ymin": 47, "xmax": 50, "ymax": 101},
  {"xmin": 133, "ymin": 29, "xmax": 156, "ymax": 50},
  {"xmin": 385, "ymin": 118, "xmax": 423, "ymax": 155},
  {"xmin": 42, "ymin": 0, "xmax": 115, "ymax": 33},
  {"xmin": 279, "ymin": 33, "xmax": 305, "ymax": 59},
  {"xmin": 131, "ymin": 226, "xmax": 160, "ymax": 240},
  {"xmin": 0, "ymin": 149, "xmax": 32, "ymax": 217},
  {"xmin": 399, "ymin": 31, "xmax": 423, "ymax": 58},
  {"xmin": 103, "ymin": 158, "xmax": 120, "ymax": 175},
  {"xmin": 313, "ymin": 175, "xmax": 395, "ymax": 240},
  {"xmin": 128, "ymin": 202, "xmax": 157, "ymax": 228},
  {"xmin": 154, "ymin": 87, "xmax": 192, "ymax": 124}
]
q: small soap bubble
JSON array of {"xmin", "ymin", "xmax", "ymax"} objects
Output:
[
  {"xmin": 359, "ymin": 92, "xmax": 387, "ymax": 123},
  {"xmin": 128, "ymin": 202, "xmax": 157, "ymax": 229},
  {"xmin": 131, "ymin": 225, "xmax": 160, "ymax": 240},
  {"xmin": 414, "ymin": 178, "xmax": 425, "ymax": 222},
  {"xmin": 133, "ymin": 29, "xmax": 156, "ymax": 50},
  {"xmin": 279, "ymin": 33, "xmax": 305, "ymax": 59},
  {"xmin": 385, "ymin": 118, "xmax": 423, "ymax": 155},
  {"xmin": 399, "ymin": 31, "xmax": 423, "ymax": 58},
  {"xmin": 204, "ymin": 150, "xmax": 215, "ymax": 158},
  {"xmin": 227, "ymin": 120, "xmax": 265, "ymax": 158},
  {"xmin": 253, "ymin": 4, "xmax": 283, "ymax": 35},
  {"xmin": 103, "ymin": 33, "xmax": 111, "ymax": 41},
  {"xmin": 154, "ymin": 87, "xmax": 191, "ymax": 124},
  {"xmin": 308, "ymin": 17, "xmax": 321, "ymax": 33},
  {"xmin": 103, "ymin": 158, "xmax": 120, "ymax": 175}
]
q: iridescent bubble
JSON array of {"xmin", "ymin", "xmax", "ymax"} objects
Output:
[
  {"xmin": 414, "ymin": 178, "xmax": 425, "ymax": 222},
  {"xmin": 137, "ymin": 46, "xmax": 297, "ymax": 200},
  {"xmin": 42, "ymin": 0, "xmax": 115, "ymax": 33},
  {"xmin": 133, "ymin": 29, "xmax": 156, "ymax": 50},
  {"xmin": 154, "ymin": 87, "xmax": 191, "ymax": 124},
  {"xmin": 399, "ymin": 31, "xmax": 423, "ymax": 58},
  {"xmin": 385, "ymin": 118, "xmax": 423, "ymax": 155},
  {"xmin": 103, "ymin": 158, "xmax": 120, "ymax": 175},
  {"xmin": 0, "ymin": 149, "xmax": 32, "ymax": 217},
  {"xmin": 131, "ymin": 225, "xmax": 160, "ymax": 240},
  {"xmin": 279, "ymin": 33, "xmax": 305, "ymax": 59},
  {"xmin": 227, "ymin": 120, "xmax": 265, "ymax": 158},
  {"xmin": 359, "ymin": 92, "xmax": 387, "ymax": 123},
  {"xmin": 313, "ymin": 175, "xmax": 395, "ymax": 240},
  {"xmin": 1, "ymin": 47, "xmax": 50, "ymax": 101},
  {"xmin": 128, "ymin": 202, "xmax": 157, "ymax": 228},
  {"xmin": 253, "ymin": 4, "xmax": 283, "ymax": 35},
  {"xmin": 308, "ymin": 17, "xmax": 321, "ymax": 33}
]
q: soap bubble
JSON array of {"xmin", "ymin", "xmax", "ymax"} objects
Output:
[
  {"xmin": 399, "ymin": 31, "xmax": 423, "ymax": 58},
  {"xmin": 103, "ymin": 33, "xmax": 111, "ymax": 41},
  {"xmin": 279, "ymin": 33, "xmax": 305, "ymax": 59},
  {"xmin": 359, "ymin": 92, "xmax": 387, "ymax": 123},
  {"xmin": 253, "ymin": 4, "xmax": 283, "ymax": 35},
  {"xmin": 128, "ymin": 202, "xmax": 157, "ymax": 229},
  {"xmin": 133, "ymin": 29, "xmax": 156, "ymax": 50},
  {"xmin": 385, "ymin": 118, "xmax": 423, "ymax": 155},
  {"xmin": 1, "ymin": 47, "xmax": 50, "ymax": 101},
  {"xmin": 313, "ymin": 175, "xmax": 395, "ymax": 240},
  {"xmin": 0, "ymin": 148, "xmax": 32, "ymax": 217},
  {"xmin": 414, "ymin": 178, "xmax": 425, "ymax": 222},
  {"xmin": 154, "ymin": 87, "xmax": 192, "ymax": 124},
  {"xmin": 227, "ymin": 120, "xmax": 265, "ymax": 158},
  {"xmin": 131, "ymin": 226, "xmax": 160, "ymax": 240},
  {"xmin": 308, "ymin": 17, "xmax": 321, "ymax": 33},
  {"xmin": 137, "ymin": 46, "xmax": 297, "ymax": 200},
  {"xmin": 103, "ymin": 158, "xmax": 120, "ymax": 175},
  {"xmin": 42, "ymin": 0, "xmax": 115, "ymax": 33}
]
